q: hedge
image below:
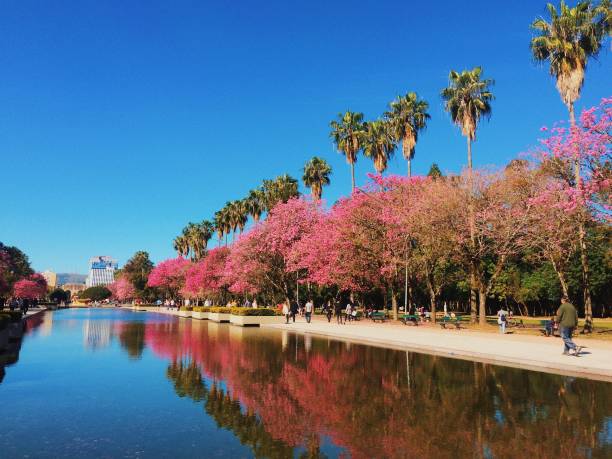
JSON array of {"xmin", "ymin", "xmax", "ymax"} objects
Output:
[
  {"xmin": 209, "ymin": 306, "xmax": 231, "ymax": 314},
  {"xmin": 179, "ymin": 306, "xmax": 193, "ymax": 311},
  {"xmin": 229, "ymin": 307, "xmax": 278, "ymax": 316}
]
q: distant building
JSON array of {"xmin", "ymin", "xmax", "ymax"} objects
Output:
[
  {"xmin": 42, "ymin": 270, "xmax": 57, "ymax": 289},
  {"xmin": 57, "ymin": 273, "xmax": 87, "ymax": 286},
  {"xmin": 86, "ymin": 256, "xmax": 118, "ymax": 287},
  {"xmin": 62, "ymin": 283, "xmax": 87, "ymax": 294}
]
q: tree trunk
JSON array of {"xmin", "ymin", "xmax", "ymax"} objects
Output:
[
  {"xmin": 350, "ymin": 162, "xmax": 356, "ymax": 193},
  {"xmin": 467, "ymin": 136, "xmax": 477, "ymax": 323},
  {"xmin": 390, "ymin": 287, "xmax": 398, "ymax": 320},
  {"xmin": 478, "ymin": 289, "xmax": 487, "ymax": 326},
  {"xmin": 407, "ymin": 157, "xmax": 412, "ymax": 178},
  {"xmin": 570, "ymin": 101, "xmax": 593, "ymax": 333},
  {"xmin": 579, "ymin": 222, "xmax": 593, "ymax": 332},
  {"xmin": 429, "ymin": 290, "xmax": 437, "ymax": 324}
]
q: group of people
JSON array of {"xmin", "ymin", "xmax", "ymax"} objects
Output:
[
  {"xmin": 0, "ymin": 297, "xmax": 35, "ymax": 315},
  {"xmin": 497, "ymin": 299, "xmax": 583, "ymax": 356},
  {"xmin": 280, "ymin": 299, "xmax": 360, "ymax": 325}
]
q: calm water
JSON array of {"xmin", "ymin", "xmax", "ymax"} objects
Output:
[{"xmin": 0, "ymin": 309, "xmax": 610, "ymax": 458}]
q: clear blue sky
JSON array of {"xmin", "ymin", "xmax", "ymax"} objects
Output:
[{"xmin": 1, "ymin": 0, "xmax": 610, "ymax": 274}]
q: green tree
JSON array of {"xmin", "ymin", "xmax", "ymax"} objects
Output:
[
  {"xmin": 362, "ymin": 119, "xmax": 396, "ymax": 174},
  {"xmin": 80, "ymin": 285, "xmax": 112, "ymax": 301},
  {"xmin": 330, "ymin": 111, "xmax": 365, "ymax": 192},
  {"xmin": 385, "ymin": 92, "xmax": 430, "ymax": 177},
  {"xmin": 302, "ymin": 156, "xmax": 332, "ymax": 200},
  {"xmin": 0, "ymin": 242, "xmax": 34, "ymax": 297},
  {"xmin": 120, "ymin": 251, "xmax": 156, "ymax": 300},
  {"xmin": 428, "ymin": 163, "xmax": 443, "ymax": 179},
  {"xmin": 441, "ymin": 66, "xmax": 494, "ymax": 324}
]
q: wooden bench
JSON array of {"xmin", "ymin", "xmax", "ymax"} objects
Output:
[
  {"xmin": 371, "ymin": 312, "xmax": 387, "ymax": 323},
  {"xmin": 400, "ymin": 314, "xmax": 419, "ymax": 326},
  {"xmin": 439, "ymin": 316, "xmax": 463, "ymax": 329}
]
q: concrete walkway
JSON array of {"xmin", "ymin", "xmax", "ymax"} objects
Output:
[{"xmin": 264, "ymin": 317, "xmax": 612, "ymax": 382}]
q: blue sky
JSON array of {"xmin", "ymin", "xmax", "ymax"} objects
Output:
[{"xmin": 1, "ymin": 0, "xmax": 610, "ymax": 273}]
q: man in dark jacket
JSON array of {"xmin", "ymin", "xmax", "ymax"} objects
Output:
[
  {"xmin": 555, "ymin": 298, "xmax": 582, "ymax": 356},
  {"xmin": 289, "ymin": 301, "xmax": 298, "ymax": 323}
]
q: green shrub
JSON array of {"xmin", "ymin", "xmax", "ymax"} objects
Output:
[
  {"xmin": 230, "ymin": 307, "xmax": 278, "ymax": 316},
  {"xmin": 193, "ymin": 306, "xmax": 211, "ymax": 313},
  {"xmin": 209, "ymin": 306, "xmax": 231, "ymax": 314},
  {"xmin": 180, "ymin": 306, "xmax": 193, "ymax": 311},
  {"xmin": 0, "ymin": 311, "xmax": 23, "ymax": 322}
]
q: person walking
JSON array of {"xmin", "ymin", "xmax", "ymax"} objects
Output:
[
  {"xmin": 282, "ymin": 302, "xmax": 290, "ymax": 324},
  {"xmin": 497, "ymin": 307, "xmax": 508, "ymax": 334},
  {"xmin": 556, "ymin": 298, "xmax": 582, "ymax": 356},
  {"xmin": 334, "ymin": 301, "xmax": 343, "ymax": 324},
  {"xmin": 290, "ymin": 300, "xmax": 298, "ymax": 323},
  {"xmin": 345, "ymin": 303, "xmax": 352, "ymax": 323},
  {"xmin": 305, "ymin": 299, "xmax": 313, "ymax": 324},
  {"xmin": 325, "ymin": 301, "xmax": 333, "ymax": 323}
]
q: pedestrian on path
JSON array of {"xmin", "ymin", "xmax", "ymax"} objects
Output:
[
  {"xmin": 290, "ymin": 300, "xmax": 298, "ymax": 323},
  {"xmin": 497, "ymin": 307, "xmax": 508, "ymax": 334},
  {"xmin": 345, "ymin": 303, "xmax": 352, "ymax": 323},
  {"xmin": 282, "ymin": 302, "xmax": 290, "ymax": 324},
  {"xmin": 325, "ymin": 301, "xmax": 333, "ymax": 323},
  {"xmin": 305, "ymin": 299, "xmax": 313, "ymax": 323},
  {"xmin": 556, "ymin": 298, "xmax": 582, "ymax": 356},
  {"xmin": 334, "ymin": 301, "xmax": 343, "ymax": 324}
]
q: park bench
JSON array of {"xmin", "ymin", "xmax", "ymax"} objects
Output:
[
  {"xmin": 438, "ymin": 316, "xmax": 463, "ymax": 329},
  {"xmin": 400, "ymin": 314, "xmax": 419, "ymax": 326},
  {"xmin": 539, "ymin": 320, "xmax": 557, "ymax": 337},
  {"xmin": 371, "ymin": 312, "xmax": 387, "ymax": 323}
]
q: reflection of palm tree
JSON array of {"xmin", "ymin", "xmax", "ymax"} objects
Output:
[
  {"xmin": 118, "ymin": 322, "xmax": 146, "ymax": 359},
  {"xmin": 204, "ymin": 383, "xmax": 296, "ymax": 459},
  {"xmin": 166, "ymin": 360, "xmax": 206, "ymax": 401}
]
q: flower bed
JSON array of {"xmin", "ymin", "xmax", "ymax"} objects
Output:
[{"xmin": 229, "ymin": 307, "xmax": 278, "ymax": 316}]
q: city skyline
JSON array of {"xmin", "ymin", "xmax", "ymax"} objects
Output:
[{"xmin": 1, "ymin": 0, "xmax": 610, "ymax": 272}]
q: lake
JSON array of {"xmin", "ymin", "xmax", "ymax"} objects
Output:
[{"xmin": 0, "ymin": 308, "xmax": 610, "ymax": 458}]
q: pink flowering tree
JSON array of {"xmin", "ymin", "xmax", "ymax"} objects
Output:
[
  {"xmin": 147, "ymin": 257, "xmax": 191, "ymax": 299},
  {"xmin": 225, "ymin": 198, "xmax": 322, "ymax": 304},
  {"xmin": 291, "ymin": 177, "xmax": 407, "ymax": 317},
  {"xmin": 183, "ymin": 247, "xmax": 230, "ymax": 303},
  {"xmin": 13, "ymin": 273, "xmax": 48, "ymax": 299},
  {"xmin": 108, "ymin": 277, "xmax": 136, "ymax": 303},
  {"xmin": 535, "ymin": 98, "xmax": 611, "ymax": 331}
]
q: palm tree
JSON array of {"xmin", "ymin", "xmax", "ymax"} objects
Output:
[
  {"xmin": 440, "ymin": 67, "xmax": 494, "ymax": 171},
  {"xmin": 385, "ymin": 92, "xmax": 430, "ymax": 177},
  {"xmin": 330, "ymin": 111, "xmax": 365, "ymax": 192},
  {"xmin": 262, "ymin": 175, "xmax": 299, "ymax": 211},
  {"xmin": 362, "ymin": 120, "xmax": 396, "ymax": 174},
  {"xmin": 172, "ymin": 234, "xmax": 189, "ymax": 257},
  {"xmin": 441, "ymin": 66, "xmax": 494, "ymax": 326},
  {"xmin": 302, "ymin": 157, "xmax": 332, "ymax": 200},
  {"xmin": 214, "ymin": 208, "xmax": 230, "ymax": 246},
  {"xmin": 246, "ymin": 189, "xmax": 265, "ymax": 222},
  {"xmin": 531, "ymin": 0, "xmax": 610, "ymax": 125},
  {"xmin": 531, "ymin": 1, "xmax": 610, "ymax": 332},
  {"xmin": 198, "ymin": 220, "xmax": 215, "ymax": 255}
]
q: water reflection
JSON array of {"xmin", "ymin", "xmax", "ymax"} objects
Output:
[
  {"xmin": 0, "ymin": 313, "xmax": 44, "ymax": 383},
  {"xmin": 131, "ymin": 318, "xmax": 611, "ymax": 459},
  {"xmin": 4, "ymin": 310, "xmax": 611, "ymax": 458}
]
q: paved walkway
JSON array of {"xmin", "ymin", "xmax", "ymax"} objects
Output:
[{"xmin": 264, "ymin": 317, "xmax": 612, "ymax": 382}]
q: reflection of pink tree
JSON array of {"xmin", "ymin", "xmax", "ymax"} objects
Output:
[
  {"xmin": 146, "ymin": 257, "xmax": 190, "ymax": 299},
  {"xmin": 13, "ymin": 273, "xmax": 47, "ymax": 299},
  {"xmin": 108, "ymin": 277, "xmax": 136, "ymax": 302}
]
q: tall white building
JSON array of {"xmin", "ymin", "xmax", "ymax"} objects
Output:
[{"xmin": 86, "ymin": 256, "xmax": 118, "ymax": 287}]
